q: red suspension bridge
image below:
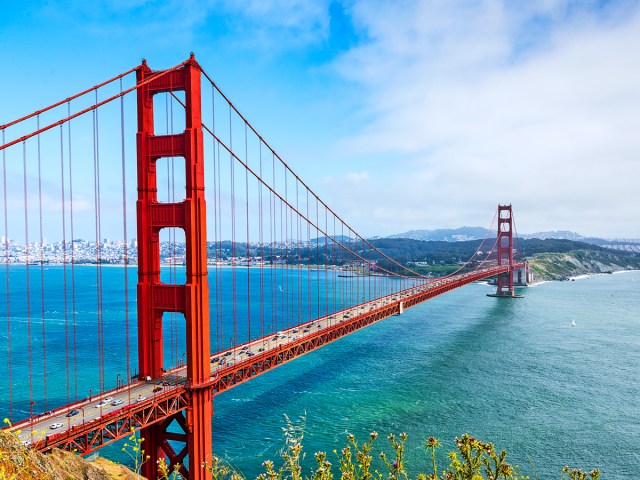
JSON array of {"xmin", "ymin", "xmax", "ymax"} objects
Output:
[{"xmin": 0, "ymin": 55, "xmax": 527, "ymax": 479}]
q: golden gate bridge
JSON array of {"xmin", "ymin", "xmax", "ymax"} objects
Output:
[{"xmin": 0, "ymin": 55, "xmax": 526, "ymax": 479}]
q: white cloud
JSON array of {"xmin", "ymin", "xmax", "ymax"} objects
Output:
[
  {"xmin": 217, "ymin": 0, "xmax": 332, "ymax": 51},
  {"xmin": 327, "ymin": 0, "xmax": 640, "ymax": 238}
]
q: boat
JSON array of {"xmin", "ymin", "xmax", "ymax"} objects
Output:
[{"xmin": 571, "ymin": 320, "xmax": 576, "ymax": 327}]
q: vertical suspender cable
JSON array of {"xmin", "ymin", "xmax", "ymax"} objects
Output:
[
  {"xmin": 315, "ymin": 197, "xmax": 320, "ymax": 319},
  {"xmin": 120, "ymin": 77, "xmax": 131, "ymax": 385},
  {"xmin": 259, "ymin": 141, "xmax": 264, "ymax": 340},
  {"xmin": 92, "ymin": 106, "xmax": 101, "ymax": 392},
  {"xmin": 324, "ymin": 207, "xmax": 328, "ymax": 316},
  {"xmin": 2, "ymin": 128, "xmax": 12, "ymax": 420},
  {"xmin": 277, "ymin": 160, "xmax": 283, "ymax": 332},
  {"xmin": 97, "ymin": 94, "xmax": 104, "ymax": 392},
  {"xmin": 245, "ymin": 122, "xmax": 251, "ymax": 341},
  {"xmin": 59, "ymin": 122, "xmax": 69, "ymax": 407},
  {"xmin": 37, "ymin": 116, "xmax": 48, "ymax": 410},
  {"xmin": 283, "ymin": 172, "xmax": 289, "ymax": 328},
  {"xmin": 341, "ymin": 222, "xmax": 345, "ymax": 311},
  {"xmin": 67, "ymin": 101, "xmax": 78, "ymax": 401},
  {"xmin": 230, "ymin": 105, "xmax": 237, "ymax": 351},
  {"xmin": 211, "ymin": 85, "xmax": 220, "ymax": 352},
  {"xmin": 216, "ymin": 139, "xmax": 223, "ymax": 352},
  {"xmin": 270, "ymin": 152, "xmax": 275, "ymax": 336},
  {"xmin": 92, "ymin": 93, "xmax": 105, "ymax": 393},
  {"xmin": 332, "ymin": 215, "xmax": 336, "ymax": 315},
  {"xmin": 213, "ymin": 87, "xmax": 223, "ymax": 353},
  {"xmin": 296, "ymin": 182, "xmax": 301, "ymax": 325},
  {"xmin": 273, "ymin": 157, "xmax": 283, "ymax": 331},
  {"xmin": 306, "ymin": 190, "xmax": 311, "ymax": 323},
  {"xmin": 22, "ymin": 141, "xmax": 33, "ymax": 425}
]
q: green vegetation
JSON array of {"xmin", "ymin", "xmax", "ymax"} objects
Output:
[
  {"xmin": 0, "ymin": 416, "xmax": 603, "ymax": 480},
  {"xmin": 125, "ymin": 416, "xmax": 600, "ymax": 480}
]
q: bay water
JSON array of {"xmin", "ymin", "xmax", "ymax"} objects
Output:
[{"xmin": 1, "ymin": 267, "xmax": 638, "ymax": 478}]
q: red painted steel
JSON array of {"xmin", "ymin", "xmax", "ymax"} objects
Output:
[
  {"xmin": 136, "ymin": 54, "xmax": 212, "ymax": 480},
  {"xmin": 496, "ymin": 204, "xmax": 515, "ymax": 296}
]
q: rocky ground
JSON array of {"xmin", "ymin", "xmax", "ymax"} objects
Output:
[{"xmin": 0, "ymin": 429, "xmax": 141, "ymax": 480}]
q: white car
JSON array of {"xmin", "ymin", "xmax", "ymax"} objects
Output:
[
  {"xmin": 95, "ymin": 396, "xmax": 114, "ymax": 408},
  {"xmin": 49, "ymin": 423, "xmax": 63, "ymax": 430},
  {"xmin": 136, "ymin": 395, "xmax": 146, "ymax": 402},
  {"xmin": 112, "ymin": 399, "xmax": 124, "ymax": 406}
]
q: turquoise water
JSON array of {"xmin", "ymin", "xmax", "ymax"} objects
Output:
[
  {"xmin": 1, "ymin": 269, "xmax": 639, "ymax": 477},
  {"xmin": 208, "ymin": 272, "xmax": 640, "ymax": 478}
]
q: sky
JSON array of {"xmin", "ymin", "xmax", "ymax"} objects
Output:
[{"xmin": 1, "ymin": 0, "xmax": 639, "ymax": 239}]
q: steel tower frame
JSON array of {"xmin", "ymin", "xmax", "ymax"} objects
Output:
[
  {"xmin": 136, "ymin": 54, "xmax": 212, "ymax": 480},
  {"xmin": 495, "ymin": 204, "xmax": 515, "ymax": 296}
]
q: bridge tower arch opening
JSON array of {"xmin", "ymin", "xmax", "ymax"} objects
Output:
[{"xmin": 136, "ymin": 54, "xmax": 212, "ymax": 480}]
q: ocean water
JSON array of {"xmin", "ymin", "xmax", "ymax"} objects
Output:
[{"xmin": 1, "ymin": 268, "xmax": 639, "ymax": 478}]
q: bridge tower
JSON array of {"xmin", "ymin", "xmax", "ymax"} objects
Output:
[
  {"xmin": 491, "ymin": 204, "xmax": 521, "ymax": 297},
  {"xmin": 136, "ymin": 55, "xmax": 212, "ymax": 480}
]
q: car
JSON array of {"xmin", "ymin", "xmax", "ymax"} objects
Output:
[
  {"xmin": 258, "ymin": 347, "xmax": 265, "ymax": 352},
  {"xmin": 224, "ymin": 351, "xmax": 232, "ymax": 356},
  {"xmin": 156, "ymin": 380, "xmax": 170, "ymax": 386},
  {"xmin": 240, "ymin": 346, "xmax": 249, "ymax": 351},
  {"xmin": 66, "ymin": 409, "xmax": 79, "ymax": 417},
  {"xmin": 136, "ymin": 395, "xmax": 146, "ymax": 402},
  {"xmin": 210, "ymin": 356, "xmax": 219, "ymax": 363},
  {"xmin": 95, "ymin": 396, "xmax": 113, "ymax": 407},
  {"xmin": 112, "ymin": 399, "xmax": 124, "ymax": 406},
  {"xmin": 153, "ymin": 386, "xmax": 162, "ymax": 393},
  {"xmin": 49, "ymin": 423, "xmax": 63, "ymax": 430}
]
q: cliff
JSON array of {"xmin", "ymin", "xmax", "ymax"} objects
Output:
[{"xmin": 528, "ymin": 249, "xmax": 640, "ymax": 282}]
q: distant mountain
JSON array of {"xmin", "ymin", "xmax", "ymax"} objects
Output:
[
  {"xmin": 522, "ymin": 231, "xmax": 640, "ymax": 252},
  {"xmin": 386, "ymin": 226, "xmax": 490, "ymax": 242},
  {"xmin": 521, "ymin": 230, "xmax": 588, "ymax": 241}
]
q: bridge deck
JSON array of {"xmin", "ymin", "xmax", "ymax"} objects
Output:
[{"xmin": 7, "ymin": 263, "xmax": 523, "ymax": 454}]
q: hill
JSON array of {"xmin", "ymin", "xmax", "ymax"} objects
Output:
[{"xmin": 368, "ymin": 237, "xmax": 640, "ymax": 280}]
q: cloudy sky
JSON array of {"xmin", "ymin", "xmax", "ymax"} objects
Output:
[{"xmin": 2, "ymin": 0, "xmax": 639, "ymax": 239}]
